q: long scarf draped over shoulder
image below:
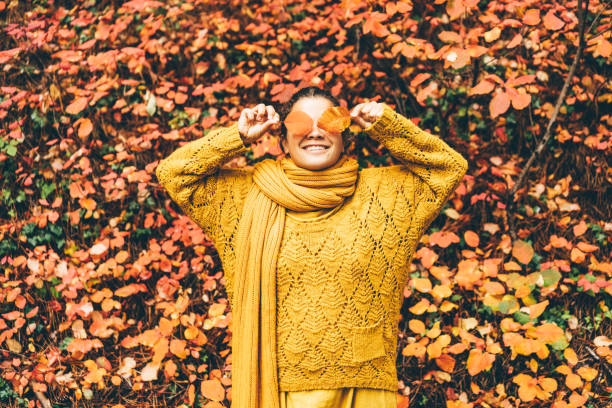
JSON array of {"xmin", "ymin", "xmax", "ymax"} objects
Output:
[{"xmin": 231, "ymin": 155, "xmax": 359, "ymax": 408}]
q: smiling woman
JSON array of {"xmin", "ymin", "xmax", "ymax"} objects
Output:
[
  {"xmin": 277, "ymin": 87, "xmax": 355, "ymax": 170},
  {"xmin": 155, "ymin": 85, "xmax": 469, "ymax": 408},
  {"xmin": 280, "ymin": 96, "xmax": 345, "ymax": 170}
]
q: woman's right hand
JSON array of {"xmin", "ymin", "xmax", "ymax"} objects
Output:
[{"xmin": 238, "ymin": 104, "xmax": 280, "ymax": 144}]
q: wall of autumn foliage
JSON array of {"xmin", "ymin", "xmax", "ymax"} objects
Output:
[{"xmin": 0, "ymin": 0, "xmax": 611, "ymax": 407}]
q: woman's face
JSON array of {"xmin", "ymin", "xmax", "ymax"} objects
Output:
[{"xmin": 281, "ymin": 96, "xmax": 344, "ymax": 171}]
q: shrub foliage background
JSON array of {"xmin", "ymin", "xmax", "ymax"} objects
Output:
[{"xmin": 0, "ymin": 0, "xmax": 610, "ymax": 407}]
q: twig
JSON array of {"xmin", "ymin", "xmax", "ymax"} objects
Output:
[{"xmin": 505, "ymin": 0, "xmax": 590, "ymax": 241}]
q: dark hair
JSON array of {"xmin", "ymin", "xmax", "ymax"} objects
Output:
[{"xmin": 274, "ymin": 86, "xmax": 354, "ymax": 154}]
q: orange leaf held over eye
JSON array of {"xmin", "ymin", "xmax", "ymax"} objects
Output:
[
  {"xmin": 284, "ymin": 110, "xmax": 313, "ymax": 138},
  {"xmin": 317, "ymin": 105, "xmax": 350, "ymax": 134}
]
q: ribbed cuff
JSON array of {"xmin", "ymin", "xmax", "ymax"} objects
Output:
[
  {"xmin": 364, "ymin": 103, "xmax": 420, "ymax": 144},
  {"xmin": 364, "ymin": 103, "xmax": 396, "ymax": 138}
]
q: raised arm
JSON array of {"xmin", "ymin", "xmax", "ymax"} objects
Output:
[
  {"xmin": 155, "ymin": 123, "xmax": 252, "ymax": 245},
  {"xmin": 363, "ymin": 103, "xmax": 468, "ymax": 235}
]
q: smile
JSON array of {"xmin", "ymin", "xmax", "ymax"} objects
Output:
[{"xmin": 302, "ymin": 145, "xmax": 329, "ymax": 152}]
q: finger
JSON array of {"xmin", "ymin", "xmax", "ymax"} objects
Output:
[
  {"xmin": 375, "ymin": 104, "xmax": 384, "ymax": 118},
  {"xmin": 255, "ymin": 106, "xmax": 264, "ymax": 121},
  {"xmin": 266, "ymin": 105, "xmax": 275, "ymax": 120},
  {"xmin": 352, "ymin": 116, "xmax": 369, "ymax": 129},
  {"xmin": 246, "ymin": 109, "xmax": 254, "ymax": 121},
  {"xmin": 350, "ymin": 103, "xmax": 365, "ymax": 117}
]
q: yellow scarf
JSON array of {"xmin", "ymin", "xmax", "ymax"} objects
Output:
[{"xmin": 231, "ymin": 154, "xmax": 359, "ymax": 408}]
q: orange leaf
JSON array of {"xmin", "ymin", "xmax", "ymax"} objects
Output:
[
  {"xmin": 483, "ymin": 27, "xmax": 501, "ymax": 42},
  {"xmin": 78, "ymin": 118, "xmax": 93, "ymax": 138},
  {"xmin": 510, "ymin": 90, "xmax": 531, "ymax": 110},
  {"xmin": 565, "ymin": 373, "xmax": 583, "ymax": 390},
  {"xmin": 317, "ymin": 105, "xmax": 350, "ymax": 134},
  {"xmin": 522, "ymin": 9, "xmax": 541, "ymax": 25},
  {"xmin": 164, "ymin": 359, "xmax": 177, "ymax": 378},
  {"xmin": 184, "ymin": 326, "xmax": 199, "ymax": 340},
  {"xmin": 115, "ymin": 283, "xmax": 147, "ymax": 297},
  {"xmin": 570, "ymin": 247, "xmax": 585, "ymax": 263},
  {"xmin": 572, "ymin": 220, "xmax": 588, "ymax": 237},
  {"xmin": 413, "ymin": 278, "xmax": 432, "ymax": 293},
  {"xmin": 408, "ymin": 319, "xmax": 426, "ymax": 334},
  {"xmin": 284, "ymin": 110, "xmax": 313, "ymax": 138},
  {"xmin": 469, "ymin": 79, "xmax": 495, "ymax": 95},
  {"xmin": 402, "ymin": 342, "xmax": 427, "ymax": 358},
  {"xmin": 466, "ymin": 348, "xmax": 495, "ymax": 375},
  {"xmin": 512, "ymin": 240, "xmax": 534, "ymax": 264},
  {"xmin": 543, "ymin": 10, "xmax": 564, "ymax": 30},
  {"xmin": 438, "ymin": 31, "xmax": 462, "ymax": 43},
  {"xmin": 435, "ymin": 354, "xmax": 456, "ymax": 372},
  {"xmin": 576, "ymin": 367, "xmax": 598, "ymax": 381},
  {"xmin": 201, "ymin": 379, "xmax": 225, "ymax": 401},
  {"xmin": 66, "ymin": 97, "xmax": 89, "ymax": 115},
  {"xmin": 464, "ymin": 230, "xmax": 479, "ymax": 247},
  {"xmin": 490, "ymin": 91, "xmax": 510, "ymax": 118},
  {"xmin": 188, "ymin": 384, "xmax": 195, "ymax": 406},
  {"xmin": 482, "ymin": 281, "xmax": 505, "ymax": 296},
  {"xmin": 455, "ymin": 259, "xmax": 482, "ymax": 290},
  {"xmin": 170, "ymin": 338, "xmax": 188, "ymax": 359},
  {"xmin": 429, "ymin": 231, "xmax": 460, "ymax": 248},
  {"xmin": 174, "ymin": 91, "xmax": 188, "ymax": 104},
  {"xmin": 564, "ymin": 348, "xmax": 578, "ymax": 367},
  {"xmin": 576, "ymin": 242, "xmax": 598, "ymax": 253},
  {"xmin": 507, "ymin": 33, "xmax": 523, "ymax": 49},
  {"xmin": 527, "ymin": 300, "xmax": 549, "ymax": 320},
  {"xmin": 409, "ymin": 298, "xmax": 430, "ymax": 315}
]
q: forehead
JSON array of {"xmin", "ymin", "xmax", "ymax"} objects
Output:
[{"xmin": 291, "ymin": 96, "xmax": 333, "ymax": 118}]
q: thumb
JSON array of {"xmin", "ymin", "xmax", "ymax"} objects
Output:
[{"xmin": 351, "ymin": 115, "xmax": 369, "ymax": 129}]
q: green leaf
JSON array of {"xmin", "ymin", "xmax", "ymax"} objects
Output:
[
  {"xmin": 514, "ymin": 311, "xmax": 531, "ymax": 324},
  {"xmin": 550, "ymin": 336, "xmax": 569, "ymax": 351},
  {"xmin": 5, "ymin": 144, "xmax": 17, "ymax": 157},
  {"xmin": 541, "ymin": 268, "xmax": 562, "ymax": 287}
]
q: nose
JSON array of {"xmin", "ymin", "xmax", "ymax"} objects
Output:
[{"xmin": 307, "ymin": 125, "xmax": 323, "ymax": 138}]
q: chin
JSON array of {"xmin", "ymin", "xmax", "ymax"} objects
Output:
[{"xmin": 294, "ymin": 153, "xmax": 342, "ymax": 170}]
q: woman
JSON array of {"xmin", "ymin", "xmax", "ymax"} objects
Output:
[{"xmin": 155, "ymin": 86, "xmax": 468, "ymax": 408}]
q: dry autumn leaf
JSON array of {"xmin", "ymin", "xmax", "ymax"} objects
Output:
[
  {"xmin": 512, "ymin": 240, "xmax": 534, "ymax": 264},
  {"xmin": 284, "ymin": 110, "xmax": 313, "ymax": 138},
  {"xmin": 317, "ymin": 105, "xmax": 351, "ymax": 134}
]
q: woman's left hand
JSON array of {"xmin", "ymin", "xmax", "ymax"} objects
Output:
[{"xmin": 350, "ymin": 101, "xmax": 385, "ymax": 130}]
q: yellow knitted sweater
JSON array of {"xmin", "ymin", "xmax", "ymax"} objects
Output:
[{"xmin": 155, "ymin": 104, "xmax": 468, "ymax": 392}]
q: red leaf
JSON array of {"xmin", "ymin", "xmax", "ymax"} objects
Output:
[
  {"xmin": 522, "ymin": 9, "xmax": 540, "ymax": 25},
  {"xmin": 66, "ymin": 97, "xmax": 90, "ymax": 115},
  {"xmin": 490, "ymin": 91, "xmax": 510, "ymax": 118},
  {"xmin": 543, "ymin": 10, "xmax": 564, "ymax": 31}
]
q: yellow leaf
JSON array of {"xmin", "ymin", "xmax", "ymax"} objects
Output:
[
  {"xmin": 408, "ymin": 319, "xmax": 426, "ymax": 334},
  {"xmin": 512, "ymin": 240, "xmax": 534, "ymax": 264},
  {"xmin": 413, "ymin": 277, "xmax": 432, "ymax": 293},
  {"xmin": 577, "ymin": 367, "xmax": 598, "ymax": 382},
  {"xmin": 565, "ymin": 373, "xmax": 583, "ymax": 390},
  {"xmin": 564, "ymin": 348, "xmax": 578, "ymax": 367},
  {"xmin": 484, "ymin": 27, "xmax": 501, "ymax": 42},
  {"xmin": 409, "ymin": 298, "xmax": 430, "ymax": 315}
]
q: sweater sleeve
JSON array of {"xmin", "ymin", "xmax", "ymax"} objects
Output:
[
  {"xmin": 155, "ymin": 123, "xmax": 253, "ymax": 305},
  {"xmin": 363, "ymin": 103, "xmax": 468, "ymax": 236}
]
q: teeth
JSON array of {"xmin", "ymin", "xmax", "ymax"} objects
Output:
[{"xmin": 304, "ymin": 146, "xmax": 327, "ymax": 151}]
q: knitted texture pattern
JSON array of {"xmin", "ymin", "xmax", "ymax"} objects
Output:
[{"xmin": 155, "ymin": 104, "xmax": 469, "ymax": 392}]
